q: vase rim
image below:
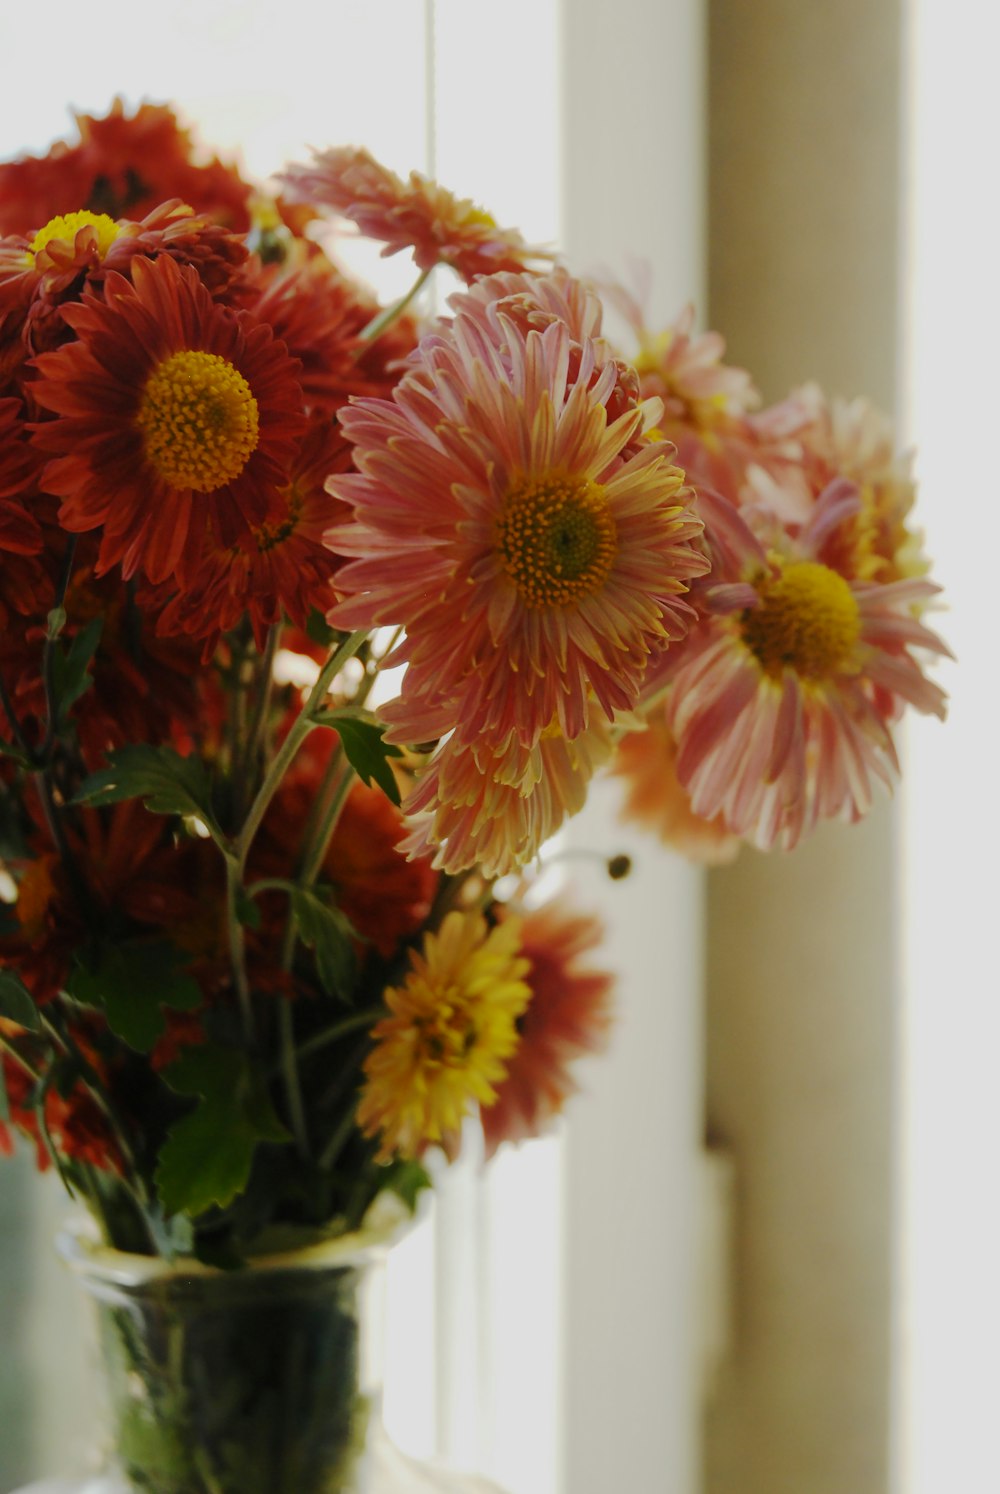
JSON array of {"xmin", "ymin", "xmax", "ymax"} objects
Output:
[{"xmin": 56, "ymin": 1194, "xmax": 413, "ymax": 1286}]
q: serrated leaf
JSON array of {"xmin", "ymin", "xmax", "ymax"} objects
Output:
[
  {"xmin": 155, "ymin": 1051, "xmax": 290, "ymax": 1218},
  {"xmin": 73, "ymin": 745, "xmax": 224, "ymax": 844},
  {"xmin": 291, "ymin": 888, "xmax": 358, "ymax": 999},
  {"xmin": 161, "ymin": 1043, "xmax": 246, "ymax": 1103},
  {"xmin": 155, "ymin": 1101, "xmax": 260, "ymax": 1219},
  {"xmin": 50, "ymin": 616, "xmax": 102, "ymax": 723},
  {"xmin": 0, "ymin": 970, "xmax": 41, "ymax": 1032},
  {"xmin": 66, "ymin": 942, "xmax": 201, "ymax": 1052},
  {"xmin": 312, "ymin": 712, "xmax": 402, "ymax": 806}
]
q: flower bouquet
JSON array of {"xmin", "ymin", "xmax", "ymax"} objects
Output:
[{"xmin": 0, "ymin": 101, "xmax": 949, "ymax": 1493}]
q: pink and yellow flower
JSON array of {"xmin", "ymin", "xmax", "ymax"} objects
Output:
[
  {"xmin": 357, "ymin": 911, "xmax": 531, "ymax": 1162},
  {"xmin": 398, "ymin": 717, "xmax": 617, "ymax": 878},
  {"xmin": 665, "ymin": 482, "xmax": 950, "ymax": 849},
  {"xmin": 328, "ymin": 271, "xmax": 708, "ymax": 763},
  {"xmin": 610, "ymin": 709, "xmax": 742, "ymax": 863},
  {"xmin": 279, "ymin": 146, "xmax": 551, "ymax": 281}
]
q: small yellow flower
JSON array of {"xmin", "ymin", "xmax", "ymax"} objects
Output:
[{"xmin": 358, "ymin": 911, "xmax": 531, "ymax": 1162}]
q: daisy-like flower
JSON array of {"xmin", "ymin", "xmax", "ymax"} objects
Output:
[
  {"xmin": 329, "ymin": 271, "xmax": 708, "ymax": 760},
  {"xmin": 666, "ymin": 482, "xmax": 951, "ymax": 850},
  {"xmin": 279, "ymin": 145, "xmax": 552, "ymax": 281},
  {"xmin": 746, "ymin": 382, "xmax": 927, "ymax": 584},
  {"xmin": 398, "ymin": 717, "xmax": 616, "ymax": 877},
  {"xmin": 605, "ymin": 289, "xmax": 761, "ymax": 505},
  {"xmin": 610, "ymin": 710, "xmax": 742, "ymax": 864},
  {"xmin": 29, "ymin": 253, "xmax": 305, "ymax": 585},
  {"xmin": 357, "ymin": 911, "xmax": 531, "ymax": 1162},
  {"xmin": 481, "ymin": 898, "xmax": 614, "ymax": 1158},
  {"xmin": 151, "ymin": 415, "xmax": 352, "ymax": 653}
]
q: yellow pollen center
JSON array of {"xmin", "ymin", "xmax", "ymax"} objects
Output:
[
  {"xmin": 28, "ymin": 210, "xmax": 121, "ymax": 261},
  {"xmin": 496, "ymin": 473, "xmax": 617, "ymax": 609},
  {"xmin": 742, "ymin": 560, "xmax": 861, "ymax": 679},
  {"xmin": 135, "ymin": 349, "xmax": 260, "ymax": 493}
]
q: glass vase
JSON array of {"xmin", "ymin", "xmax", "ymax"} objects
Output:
[{"xmin": 29, "ymin": 1220, "xmax": 504, "ymax": 1494}]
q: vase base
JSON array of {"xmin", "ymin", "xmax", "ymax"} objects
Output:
[{"xmin": 15, "ymin": 1430, "xmax": 508, "ymax": 1494}]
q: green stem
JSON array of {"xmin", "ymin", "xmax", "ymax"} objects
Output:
[
  {"xmin": 225, "ymin": 857, "xmax": 256, "ymax": 1045},
  {"xmin": 0, "ymin": 1033, "xmax": 42, "ymax": 1084},
  {"xmin": 357, "ymin": 266, "xmax": 432, "ymax": 347},
  {"xmin": 234, "ymin": 630, "xmax": 368, "ymax": 873},
  {"xmin": 278, "ymin": 1000, "xmax": 309, "ymax": 1159},
  {"xmin": 295, "ymin": 1008, "xmax": 385, "ymax": 1065},
  {"xmin": 317, "ymin": 1105, "xmax": 361, "ymax": 1173},
  {"xmin": 233, "ymin": 625, "xmax": 278, "ymax": 818},
  {"xmin": 224, "ymin": 630, "xmax": 368, "ymax": 1049}
]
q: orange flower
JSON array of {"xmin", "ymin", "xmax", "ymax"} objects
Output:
[
  {"xmin": 30, "ymin": 254, "xmax": 305, "ymax": 585},
  {"xmin": 481, "ymin": 899, "xmax": 614, "ymax": 1158},
  {"xmin": 0, "ymin": 99, "xmax": 255, "ymax": 236}
]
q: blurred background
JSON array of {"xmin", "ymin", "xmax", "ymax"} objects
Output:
[{"xmin": 0, "ymin": 2, "xmax": 994, "ymax": 1491}]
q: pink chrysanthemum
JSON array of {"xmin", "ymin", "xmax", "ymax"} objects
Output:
[
  {"xmin": 398, "ymin": 718, "xmax": 616, "ymax": 878},
  {"xmin": 746, "ymin": 381, "xmax": 927, "ymax": 584},
  {"xmin": 665, "ymin": 482, "xmax": 951, "ymax": 849},
  {"xmin": 279, "ymin": 146, "xmax": 552, "ymax": 282},
  {"xmin": 610, "ymin": 709, "xmax": 741, "ymax": 864},
  {"xmin": 481, "ymin": 898, "xmax": 614, "ymax": 1158},
  {"xmin": 328, "ymin": 271, "xmax": 708, "ymax": 762}
]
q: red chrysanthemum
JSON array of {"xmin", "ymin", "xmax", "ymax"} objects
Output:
[
  {"xmin": 29, "ymin": 253, "xmax": 305, "ymax": 585},
  {"xmin": 237, "ymin": 250, "xmax": 417, "ymax": 418},
  {"xmin": 480, "ymin": 898, "xmax": 614, "ymax": 1158},
  {"xmin": 0, "ymin": 99, "xmax": 255, "ymax": 236},
  {"xmin": 148, "ymin": 415, "xmax": 353, "ymax": 654}
]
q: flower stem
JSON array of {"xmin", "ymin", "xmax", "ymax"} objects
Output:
[
  {"xmin": 234, "ymin": 630, "xmax": 368, "ymax": 872},
  {"xmin": 357, "ymin": 266, "xmax": 432, "ymax": 347},
  {"xmin": 295, "ymin": 1008, "xmax": 385, "ymax": 1065}
]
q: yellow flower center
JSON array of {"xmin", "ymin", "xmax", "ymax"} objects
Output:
[
  {"xmin": 27, "ymin": 210, "xmax": 121, "ymax": 261},
  {"xmin": 742, "ymin": 560, "xmax": 861, "ymax": 679},
  {"xmin": 496, "ymin": 473, "xmax": 617, "ymax": 609},
  {"xmin": 135, "ymin": 349, "xmax": 259, "ymax": 493}
]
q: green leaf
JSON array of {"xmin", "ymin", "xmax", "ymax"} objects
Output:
[
  {"xmin": 312, "ymin": 712, "xmax": 402, "ymax": 806},
  {"xmin": 291, "ymin": 888, "xmax": 358, "ymax": 999},
  {"xmin": 73, "ymin": 745, "xmax": 225, "ymax": 844},
  {"xmin": 305, "ymin": 608, "xmax": 340, "ymax": 648},
  {"xmin": 0, "ymin": 1058, "xmax": 9, "ymax": 1123},
  {"xmin": 0, "ymin": 970, "xmax": 41, "ymax": 1032},
  {"xmin": 50, "ymin": 616, "xmax": 103, "ymax": 723},
  {"xmin": 0, "ymin": 740, "xmax": 31, "ymax": 767},
  {"xmin": 66, "ymin": 942, "xmax": 202, "ymax": 1052},
  {"xmin": 156, "ymin": 1048, "xmax": 290, "ymax": 1218},
  {"xmin": 155, "ymin": 1102, "xmax": 260, "ymax": 1219},
  {"xmin": 383, "ymin": 1159, "xmax": 432, "ymax": 1214},
  {"xmin": 234, "ymin": 883, "xmax": 262, "ymax": 931},
  {"xmin": 45, "ymin": 606, "xmax": 67, "ymax": 641}
]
